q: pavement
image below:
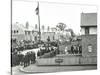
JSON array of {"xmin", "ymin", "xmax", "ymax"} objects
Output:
[
  {"xmin": 12, "ymin": 49, "xmax": 97, "ymax": 75},
  {"xmin": 12, "ymin": 48, "xmax": 97, "ymax": 74},
  {"xmin": 11, "ymin": 63, "xmax": 97, "ymax": 75},
  {"xmin": 19, "ymin": 64, "xmax": 97, "ymax": 74},
  {"xmin": 12, "ymin": 66, "xmax": 26, "ymax": 75}
]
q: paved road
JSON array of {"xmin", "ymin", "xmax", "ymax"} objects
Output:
[
  {"xmin": 12, "ymin": 64, "xmax": 97, "ymax": 75},
  {"xmin": 11, "ymin": 66, "xmax": 26, "ymax": 75}
]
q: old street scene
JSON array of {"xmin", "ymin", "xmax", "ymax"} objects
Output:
[{"xmin": 11, "ymin": 0, "xmax": 97, "ymax": 75}]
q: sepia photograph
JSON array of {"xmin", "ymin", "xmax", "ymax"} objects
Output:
[{"xmin": 11, "ymin": 0, "xmax": 97, "ymax": 75}]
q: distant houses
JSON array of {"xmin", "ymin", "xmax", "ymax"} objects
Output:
[
  {"xmin": 11, "ymin": 22, "xmax": 39, "ymax": 42},
  {"xmin": 41, "ymin": 32, "xmax": 55, "ymax": 42},
  {"xmin": 11, "ymin": 22, "xmax": 58, "ymax": 42}
]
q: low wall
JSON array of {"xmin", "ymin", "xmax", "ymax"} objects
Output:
[
  {"xmin": 36, "ymin": 55, "xmax": 97, "ymax": 66},
  {"xmin": 80, "ymin": 56, "xmax": 97, "ymax": 65}
]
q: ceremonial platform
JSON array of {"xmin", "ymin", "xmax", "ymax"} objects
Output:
[{"xmin": 36, "ymin": 54, "xmax": 97, "ymax": 66}]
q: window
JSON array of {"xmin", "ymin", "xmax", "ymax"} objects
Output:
[
  {"xmin": 47, "ymin": 26, "xmax": 50, "ymax": 31},
  {"xmin": 35, "ymin": 36, "xmax": 37, "ymax": 41},
  {"xmin": 53, "ymin": 36, "xmax": 55, "ymax": 40},
  {"xmin": 28, "ymin": 31, "xmax": 30, "ymax": 35},
  {"xmin": 32, "ymin": 30, "xmax": 34, "ymax": 34},
  {"xmin": 85, "ymin": 27, "xmax": 89, "ymax": 35},
  {"xmin": 35, "ymin": 24, "xmax": 37, "ymax": 29},
  {"xmin": 42, "ymin": 25, "xmax": 44, "ymax": 30},
  {"xmin": 47, "ymin": 36, "xmax": 50, "ymax": 41},
  {"xmin": 25, "ymin": 31, "xmax": 27, "ymax": 35},
  {"xmin": 17, "ymin": 30, "xmax": 18, "ymax": 33},
  {"xmin": 14, "ymin": 30, "xmax": 16, "ymax": 34},
  {"xmin": 88, "ymin": 45, "xmax": 92, "ymax": 52}
]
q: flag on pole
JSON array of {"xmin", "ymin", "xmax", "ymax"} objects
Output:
[{"xmin": 35, "ymin": 2, "xmax": 39, "ymax": 15}]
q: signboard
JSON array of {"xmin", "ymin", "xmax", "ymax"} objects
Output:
[{"xmin": 55, "ymin": 58, "xmax": 63, "ymax": 63}]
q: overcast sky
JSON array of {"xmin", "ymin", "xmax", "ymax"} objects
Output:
[{"xmin": 12, "ymin": 0, "xmax": 97, "ymax": 34}]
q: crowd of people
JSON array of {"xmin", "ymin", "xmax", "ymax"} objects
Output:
[
  {"xmin": 11, "ymin": 38, "xmax": 82, "ymax": 67},
  {"xmin": 11, "ymin": 51, "xmax": 36, "ymax": 67},
  {"xmin": 37, "ymin": 46, "xmax": 58, "ymax": 58},
  {"xmin": 11, "ymin": 40, "xmax": 58, "ymax": 67},
  {"xmin": 67, "ymin": 45, "xmax": 82, "ymax": 55}
]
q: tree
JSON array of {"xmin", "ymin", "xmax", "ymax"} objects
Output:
[
  {"xmin": 56, "ymin": 22, "xmax": 67, "ymax": 43},
  {"xmin": 56, "ymin": 22, "xmax": 66, "ymax": 31},
  {"xmin": 65, "ymin": 28, "xmax": 75, "ymax": 37},
  {"xmin": 65, "ymin": 28, "xmax": 75, "ymax": 41}
]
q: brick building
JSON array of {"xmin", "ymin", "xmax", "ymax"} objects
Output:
[{"xmin": 80, "ymin": 13, "xmax": 97, "ymax": 64}]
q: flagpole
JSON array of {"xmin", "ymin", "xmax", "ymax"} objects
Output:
[{"xmin": 37, "ymin": 2, "xmax": 41, "ymax": 42}]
